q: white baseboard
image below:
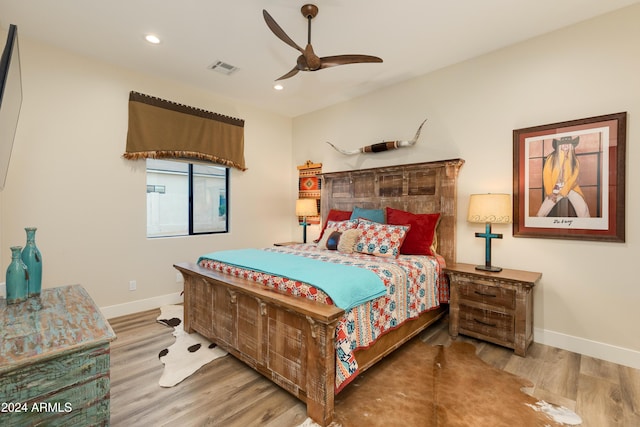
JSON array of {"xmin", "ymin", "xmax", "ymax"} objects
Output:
[
  {"xmin": 100, "ymin": 292, "xmax": 183, "ymax": 320},
  {"xmin": 0, "ymin": 282, "xmax": 5, "ymax": 298},
  {"xmin": 534, "ymin": 327, "xmax": 640, "ymax": 370},
  {"xmin": 98, "ymin": 294, "xmax": 639, "ymax": 370}
]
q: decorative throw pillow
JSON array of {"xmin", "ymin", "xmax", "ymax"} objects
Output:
[
  {"xmin": 336, "ymin": 228, "xmax": 362, "ymax": 254},
  {"xmin": 317, "ymin": 227, "xmax": 338, "ymax": 249},
  {"xmin": 350, "ymin": 207, "xmax": 385, "ymax": 224},
  {"xmin": 386, "ymin": 207, "xmax": 440, "ymax": 256},
  {"xmin": 325, "ymin": 231, "xmax": 342, "ymax": 250},
  {"xmin": 355, "ymin": 220, "xmax": 410, "ymax": 258},
  {"xmin": 316, "ymin": 220, "xmax": 358, "ymax": 248},
  {"xmin": 328, "ymin": 219, "xmax": 358, "ymax": 232},
  {"xmin": 316, "ymin": 227, "xmax": 362, "ymax": 254},
  {"xmin": 316, "ymin": 209, "xmax": 352, "ymax": 242}
]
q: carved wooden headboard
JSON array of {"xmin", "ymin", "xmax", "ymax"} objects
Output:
[{"xmin": 319, "ymin": 159, "xmax": 464, "ymax": 265}]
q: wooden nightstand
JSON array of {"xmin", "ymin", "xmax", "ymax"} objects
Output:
[{"xmin": 445, "ymin": 262, "xmax": 541, "ymax": 356}]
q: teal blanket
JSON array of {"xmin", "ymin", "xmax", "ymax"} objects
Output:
[{"xmin": 198, "ymin": 249, "xmax": 386, "ymax": 311}]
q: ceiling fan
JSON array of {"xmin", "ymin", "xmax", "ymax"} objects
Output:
[{"xmin": 263, "ymin": 4, "xmax": 383, "ymax": 81}]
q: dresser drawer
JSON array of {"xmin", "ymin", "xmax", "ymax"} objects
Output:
[
  {"xmin": 1, "ymin": 345, "xmax": 110, "ymax": 402},
  {"xmin": 459, "ymin": 304, "xmax": 514, "ymax": 344},
  {"xmin": 1, "ymin": 375, "xmax": 110, "ymax": 427},
  {"xmin": 456, "ymin": 277, "xmax": 515, "ymax": 310}
]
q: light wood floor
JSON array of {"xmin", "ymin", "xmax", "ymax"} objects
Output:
[{"xmin": 108, "ymin": 308, "xmax": 640, "ymax": 427}]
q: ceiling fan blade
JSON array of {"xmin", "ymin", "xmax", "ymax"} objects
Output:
[
  {"xmin": 276, "ymin": 66, "xmax": 300, "ymax": 81},
  {"xmin": 320, "ymin": 55, "xmax": 383, "ymax": 69},
  {"xmin": 263, "ymin": 10, "xmax": 304, "ymax": 53}
]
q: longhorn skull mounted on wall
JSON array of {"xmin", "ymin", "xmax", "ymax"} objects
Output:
[{"xmin": 326, "ymin": 118, "xmax": 428, "ymax": 155}]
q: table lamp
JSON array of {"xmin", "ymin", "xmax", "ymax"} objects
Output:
[
  {"xmin": 467, "ymin": 193, "xmax": 512, "ymax": 272},
  {"xmin": 296, "ymin": 198, "xmax": 317, "ymax": 243}
]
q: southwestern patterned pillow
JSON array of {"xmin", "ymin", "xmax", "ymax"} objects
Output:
[
  {"xmin": 316, "ymin": 209, "xmax": 353, "ymax": 242},
  {"xmin": 355, "ymin": 219, "xmax": 410, "ymax": 258},
  {"xmin": 316, "ymin": 220, "xmax": 358, "ymax": 248},
  {"xmin": 326, "ymin": 219, "xmax": 358, "ymax": 233}
]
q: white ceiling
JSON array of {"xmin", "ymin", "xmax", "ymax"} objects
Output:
[{"xmin": 1, "ymin": 0, "xmax": 638, "ymax": 117}]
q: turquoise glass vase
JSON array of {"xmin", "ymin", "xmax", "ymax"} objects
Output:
[
  {"xmin": 22, "ymin": 227, "xmax": 42, "ymax": 297},
  {"xmin": 6, "ymin": 246, "xmax": 29, "ymax": 304}
]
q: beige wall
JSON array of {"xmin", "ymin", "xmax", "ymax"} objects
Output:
[
  {"xmin": 293, "ymin": 5, "xmax": 640, "ymax": 367},
  {"xmin": 0, "ymin": 38, "xmax": 295, "ymax": 315}
]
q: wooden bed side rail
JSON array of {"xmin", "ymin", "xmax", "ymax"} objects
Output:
[
  {"xmin": 174, "ymin": 262, "xmax": 344, "ymax": 426},
  {"xmin": 174, "ymin": 262, "xmax": 344, "ymax": 324}
]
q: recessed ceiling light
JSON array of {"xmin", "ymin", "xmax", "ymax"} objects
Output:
[
  {"xmin": 273, "ymin": 84, "xmax": 284, "ymax": 91},
  {"xmin": 145, "ymin": 34, "xmax": 161, "ymax": 44}
]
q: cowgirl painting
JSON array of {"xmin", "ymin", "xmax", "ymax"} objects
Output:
[{"xmin": 536, "ymin": 135, "xmax": 590, "ymax": 217}]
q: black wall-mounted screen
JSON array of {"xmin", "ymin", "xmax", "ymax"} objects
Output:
[{"xmin": 0, "ymin": 24, "xmax": 23, "ymax": 191}]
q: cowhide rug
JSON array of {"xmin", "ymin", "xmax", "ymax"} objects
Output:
[
  {"xmin": 156, "ymin": 305, "xmax": 227, "ymax": 387},
  {"xmin": 300, "ymin": 339, "xmax": 581, "ymax": 427}
]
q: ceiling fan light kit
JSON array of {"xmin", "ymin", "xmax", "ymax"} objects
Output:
[{"xmin": 263, "ymin": 4, "xmax": 383, "ymax": 81}]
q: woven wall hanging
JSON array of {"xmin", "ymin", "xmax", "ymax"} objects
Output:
[{"xmin": 297, "ymin": 160, "xmax": 322, "ymax": 225}]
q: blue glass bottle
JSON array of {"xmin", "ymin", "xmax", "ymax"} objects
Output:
[
  {"xmin": 6, "ymin": 246, "xmax": 28, "ymax": 304},
  {"xmin": 22, "ymin": 227, "xmax": 42, "ymax": 297}
]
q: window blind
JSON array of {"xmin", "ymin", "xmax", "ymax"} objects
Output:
[{"xmin": 123, "ymin": 91, "xmax": 246, "ymax": 171}]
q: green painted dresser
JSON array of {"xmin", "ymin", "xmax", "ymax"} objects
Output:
[{"xmin": 0, "ymin": 285, "xmax": 116, "ymax": 426}]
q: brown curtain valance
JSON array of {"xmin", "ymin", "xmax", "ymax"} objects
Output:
[{"xmin": 123, "ymin": 91, "xmax": 246, "ymax": 171}]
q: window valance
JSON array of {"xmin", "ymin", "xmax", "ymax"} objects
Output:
[{"xmin": 123, "ymin": 91, "xmax": 246, "ymax": 171}]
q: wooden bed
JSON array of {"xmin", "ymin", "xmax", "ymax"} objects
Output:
[{"xmin": 174, "ymin": 158, "xmax": 464, "ymax": 426}]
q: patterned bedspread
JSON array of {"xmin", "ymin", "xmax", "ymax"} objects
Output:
[{"xmin": 198, "ymin": 244, "xmax": 448, "ymax": 392}]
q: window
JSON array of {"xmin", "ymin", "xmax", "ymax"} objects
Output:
[{"xmin": 146, "ymin": 159, "xmax": 229, "ymax": 237}]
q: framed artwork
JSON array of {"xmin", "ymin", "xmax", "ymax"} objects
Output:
[{"xmin": 513, "ymin": 112, "xmax": 626, "ymax": 242}]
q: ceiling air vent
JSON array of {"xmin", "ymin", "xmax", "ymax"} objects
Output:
[{"xmin": 208, "ymin": 60, "xmax": 239, "ymax": 76}]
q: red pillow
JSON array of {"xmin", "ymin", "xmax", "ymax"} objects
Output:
[
  {"xmin": 316, "ymin": 209, "xmax": 352, "ymax": 241},
  {"xmin": 386, "ymin": 207, "xmax": 440, "ymax": 256}
]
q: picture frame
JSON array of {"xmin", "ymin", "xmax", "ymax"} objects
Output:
[{"xmin": 513, "ymin": 112, "xmax": 626, "ymax": 242}]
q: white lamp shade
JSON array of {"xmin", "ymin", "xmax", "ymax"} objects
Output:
[
  {"xmin": 295, "ymin": 198, "xmax": 318, "ymax": 217},
  {"xmin": 467, "ymin": 193, "xmax": 512, "ymax": 224}
]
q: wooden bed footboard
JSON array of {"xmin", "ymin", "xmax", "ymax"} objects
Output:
[
  {"xmin": 174, "ymin": 262, "xmax": 344, "ymax": 426},
  {"xmin": 175, "ymin": 262, "xmax": 447, "ymax": 426}
]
